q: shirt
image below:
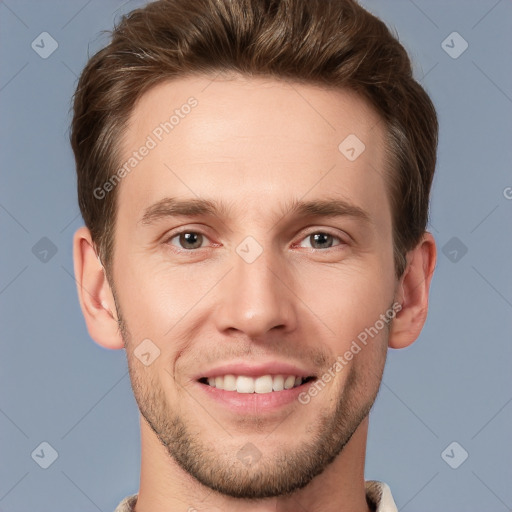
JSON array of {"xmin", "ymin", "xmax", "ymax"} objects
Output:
[{"xmin": 114, "ymin": 480, "xmax": 398, "ymax": 511}]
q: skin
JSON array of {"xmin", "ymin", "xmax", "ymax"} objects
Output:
[{"xmin": 73, "ymin": 75, "xmax": 436, "ymax": 512}]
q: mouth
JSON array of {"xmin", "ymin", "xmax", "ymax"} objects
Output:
[
  {"xmin": 198, "ymin": 374, "xmax": 317, "ymax": 393},
  {"xmin": 193, "ymin": 362, "xmax": 320, "ymax": 413}
]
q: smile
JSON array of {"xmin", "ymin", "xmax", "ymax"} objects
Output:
[{"xmin": 199, "ymin": 374, "xmax": 316, "ymax": 394}]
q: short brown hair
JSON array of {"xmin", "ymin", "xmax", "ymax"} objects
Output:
[{"xmin": 71, "ymin": 0, "xmax": 438, "ymax": 277}]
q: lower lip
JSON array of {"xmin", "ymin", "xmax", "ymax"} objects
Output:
[{"xmin": 196, "ymin": 380, "xmax": 316, "ymax": 413}]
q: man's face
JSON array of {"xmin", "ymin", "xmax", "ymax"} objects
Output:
[{"xmin": 111, "ymin": 76, "xmax": 397, "ymax": 498}]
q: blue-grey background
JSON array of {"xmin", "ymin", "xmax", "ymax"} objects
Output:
[{"xmin": 1, "ymin": 1, "xmax": 511, "ymax": 511}]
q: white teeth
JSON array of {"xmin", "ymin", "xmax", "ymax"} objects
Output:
[
  {"xmin": 223, "ymin": 374, "xmax": 237, "ymax": 391},
  {"xmin": 272, "ymin": 375, "xmax": 284, "ymax": 391},
  {"xmin": 236, "ymin": 376, "xmax": 255, "ymax": 393},
  {"xmin": 284, "ymin": 375, "xmax": 296, "ymax": 389},
  {"xmin": 205, "ymin": 374, "xmax": 307, "ymax": 393},
  {"xmin": 254, "ymin": 375, "xmax": 273, "ymax": 393}
]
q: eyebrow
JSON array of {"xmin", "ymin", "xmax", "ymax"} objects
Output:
[{"xmin": 139, "ymin": 196, "xmax": 372, "ymax": 226}]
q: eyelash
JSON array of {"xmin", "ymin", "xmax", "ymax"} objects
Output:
[{"xmin": 164, "ymin": 229, "xmax": 347, "ymax": 253}]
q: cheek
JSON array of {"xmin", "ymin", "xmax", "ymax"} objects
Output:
[
  {"xmin": 297, "ymin": 262, "xmax": 394, "ymax": 344},
  {"xmin": 114, "ymin": 254, "xmax": 199, "ymax": 332}
]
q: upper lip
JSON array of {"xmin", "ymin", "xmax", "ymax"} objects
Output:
[{"xmin": 194, "ymin": 361, "xmax": 317, "ymax": 380}]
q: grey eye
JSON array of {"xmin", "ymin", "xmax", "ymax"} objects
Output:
[
  {"xmin": 300, "ymin": 232, "xmax": 341, "ymax": 249},
  {"xmin": 170, "ymin": 232, "xmax": 205, "ymax": 250}
]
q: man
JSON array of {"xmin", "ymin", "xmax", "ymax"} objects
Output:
[{"xmin": 71, "ymin": 0, "xmax": 437, "ymax": 510}]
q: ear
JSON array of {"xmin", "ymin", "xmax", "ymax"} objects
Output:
[
  {"xmin": 389, "ymin": 232, "xmax": 436, "ymax": 349},
  {"xmin": 72, "ymin": 226, "xmax": 124, "ymax": 350}
]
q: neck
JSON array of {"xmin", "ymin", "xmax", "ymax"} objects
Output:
[{"xmin": 135, "ymin": 415, "xmax": 372, "ymax": 512}]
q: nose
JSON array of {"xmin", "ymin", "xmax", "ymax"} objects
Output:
[{"xmin": 213, "ymin": 244, "xmax": 298, "ymax": 339}]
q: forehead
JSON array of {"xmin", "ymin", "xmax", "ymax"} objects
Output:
[{"xmin": 117, "ymin": 75, "xmax": 390, "ymax": 227}]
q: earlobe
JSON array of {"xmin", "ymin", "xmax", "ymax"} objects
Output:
[
  {"xmin": 388, "ymin": 232, "xmax": 436, "ymax": 349},
  {"xmin": 72, "ymin": 226, "xmax": 124, "ymax": 350}
]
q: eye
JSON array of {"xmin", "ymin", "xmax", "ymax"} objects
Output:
[
  {"xmin": 298, "ymin": 232, "xmax": 344, "ymax": 250},
  {"xmin": 164, "ymin": 229, "xmax": 346, "ymax": 252},
  {"xmin": 167, "ymin": 231, "xmax": 209, "ymax": 250}
]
